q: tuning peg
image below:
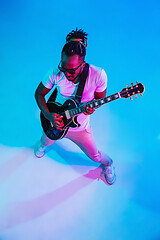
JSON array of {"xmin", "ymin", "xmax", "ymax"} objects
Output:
[
  {"xmin": 130, "ymin": 96, "xmax": 133, "ymax": 100},
  {"xmin": 140, "ymin": 93, "xmax": 143, "ymax": 97},
  {"xmin": 136, "ymin": 81, "xmax": 139, "ymax": 84},
  {"xmin": 131, "ymin": 83, "xmax": 133, "ymax": 86},
  {"xmin": 126, "ymin": 84, "xmax": 129, "ymax": 87},
  {"xmin": 135, "ymin": 95, "xmax": 138, "ymax": 98}
]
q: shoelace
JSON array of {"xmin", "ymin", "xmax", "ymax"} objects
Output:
[
  {"xmin": 104, "ymin": 166, "xmax": 113, "ymax": 175},
  {"xmin": 39, "ymin": 144, "xmax": 46, "ymax": 151}
]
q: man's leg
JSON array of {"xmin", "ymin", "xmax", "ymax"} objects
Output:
[
  {"xmin": 65, "ymin": 127, "xmax": 116, "ymax": 185},
  {"xmin": 34, "ymin": 132, "xmax": 56, "ymax": 158},
  {"xmin": 34, "ymin": 128, "xmax": 116, "ymax": 184},
  {"xmin": 65, "ymin": 127, "xmax": 112, "ymax": 165}
]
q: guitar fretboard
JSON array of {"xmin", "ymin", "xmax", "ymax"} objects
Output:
[{"xmin": 69, "ymin": 93, "xmax": 120, "ymax": 117}]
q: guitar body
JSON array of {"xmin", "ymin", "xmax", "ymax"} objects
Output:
[{"xmin": 40, "ymin": 98, "xmax": 80, "ymax": 140}]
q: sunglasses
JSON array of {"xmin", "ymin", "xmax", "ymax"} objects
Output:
[{"xmin": 58, "ymin": 61, "xmax": 84, "ymax": 75}]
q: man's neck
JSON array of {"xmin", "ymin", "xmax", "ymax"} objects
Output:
[
  {"xmin": 72, "ymin": 76, "xmax": 80, "ymax": 84},
  {"xmin": 73, "ymin": 67, "xmax": 85, "ymax": 84}
]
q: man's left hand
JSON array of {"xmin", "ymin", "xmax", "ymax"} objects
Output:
[{"xmin": 84, "ymin": 107, "xmax": 95, "ymax": 115}]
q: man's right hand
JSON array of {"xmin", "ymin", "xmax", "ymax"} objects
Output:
[{"xmin": 45, "ymin": 113, "xmax": 64, "ymax": 130}]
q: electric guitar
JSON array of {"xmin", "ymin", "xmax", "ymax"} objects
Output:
[{"xmin": 40, "ymin": 82, "xmax": 145, "ymax": 140}]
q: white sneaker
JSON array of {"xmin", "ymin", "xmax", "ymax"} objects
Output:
[
  {"xmin": 34, "ymin": 141, "xmax": 47, "ymax": 158},
  {"xmin": 102, "ymin": 164, "xmax": 116, "ymax": 185}
]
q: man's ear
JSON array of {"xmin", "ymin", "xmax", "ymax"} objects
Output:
[
  {"xmin": 80, "ymin": 61, "xmax": 86, "ymax": 74},
  {"xmin": 82, "ymin": 61, "xmax": 86, "ymax": 68}
]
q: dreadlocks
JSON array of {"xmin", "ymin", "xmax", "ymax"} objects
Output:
[{"xmin": 62, "ymin": 28, "xmax": 88, "ymax": 60}]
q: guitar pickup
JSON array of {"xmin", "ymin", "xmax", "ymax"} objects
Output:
[{"xmin": 65, "ymin": 110, "xmax": 71, "ymax": 119}]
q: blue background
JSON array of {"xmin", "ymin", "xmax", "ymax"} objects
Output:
[{"xmin": 0, "ymin": 0, "xmax": 160, "ymax": 239}]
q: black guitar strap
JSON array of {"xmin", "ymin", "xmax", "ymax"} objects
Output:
[{"xmin": 75, "ymin": 63, "xmax": 89, "ymax": 104}]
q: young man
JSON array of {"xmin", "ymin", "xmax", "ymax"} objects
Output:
[{"xmin": 34, "ymin": 29, "xmax": 116, "ymax": 185}]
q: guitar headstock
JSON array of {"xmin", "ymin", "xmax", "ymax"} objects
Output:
[{"xmin": 120, "ymin": 82, "xmax": 145, "ymax": 99}]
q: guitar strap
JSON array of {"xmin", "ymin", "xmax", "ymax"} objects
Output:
[
  {"xmin": 48, "ymin": 63, "xmax": 89, "ymax": 103},
  {"xmin": 74, "ymin": 63, "xmax": 89, "ymax": 104}
]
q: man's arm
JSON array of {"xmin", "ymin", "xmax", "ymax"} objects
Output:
[
  {"xmin": 94, "ymin": 89, "xmax": 107, "ymax": 99},
  {"xmin": 35, "ymin": 82, "xmax": 64, "ymax": 129},
  {"xmin": 35, "ymin": 82, "xmax": 51, "ymax": 118},
  {"xmin": 84, "ymin": 89, "xmax": 107, "ymax": 115}
]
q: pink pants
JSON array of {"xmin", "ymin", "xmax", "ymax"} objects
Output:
[{"xmin": 41, "ymin": 127, "xmax": 112, "ymax": 166}]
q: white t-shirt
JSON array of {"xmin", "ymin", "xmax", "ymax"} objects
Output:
[{"xmin": 42, "ymin": 64, "xmax": 107, "ymax": 131}]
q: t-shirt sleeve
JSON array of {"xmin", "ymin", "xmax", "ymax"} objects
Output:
[
  {"xmin": 42, "ymin": 69, "xmax": 55, "ymax": 89},
  {"xmin": 95, "ymin": 69, "xmax": 107, "ymax": 92}
]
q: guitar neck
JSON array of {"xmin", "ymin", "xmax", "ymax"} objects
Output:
[{"xmin": 69, "ymin": 92, "xmax": 120, "ymax": 117}]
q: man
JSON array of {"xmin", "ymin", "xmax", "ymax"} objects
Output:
[{"xmin": 34, "ymin": 28, "xmax": 116, "ymax": 185}]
